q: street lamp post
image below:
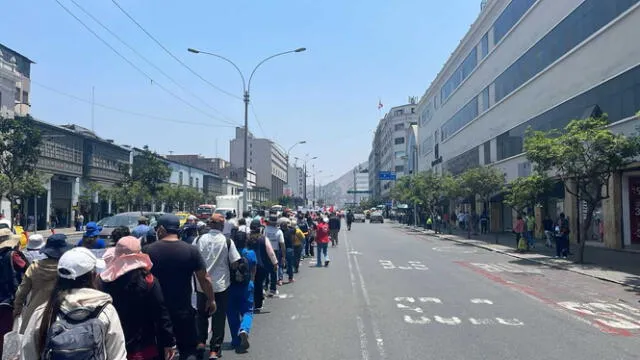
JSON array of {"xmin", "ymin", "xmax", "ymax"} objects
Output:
[
  {"xmin": 296, "ymin": 155, "xmax": 317, "ymax": 207},
  {"xmin": 285, "ymin": 141, "xmax": 306, "ymax": 199},
  {"xmin": 187, "ymin": 47, "xmax": 306, "ymax": 212}
]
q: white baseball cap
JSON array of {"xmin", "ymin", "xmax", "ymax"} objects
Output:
[{"xmin": 57, "ymin": 247, "xmax": 106, "ymax": 280}]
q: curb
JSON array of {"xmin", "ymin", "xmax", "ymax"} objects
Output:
[{"xmin": 405, "ymin": 225, "xmax": 637, "ymax": 289}]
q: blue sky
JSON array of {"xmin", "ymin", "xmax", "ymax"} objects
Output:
[{"xmin": 1, "ymin": 0, "xmax": 480, "ymax": 183}]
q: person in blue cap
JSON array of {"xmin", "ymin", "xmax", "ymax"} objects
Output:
[{"xmin": 78, "ymin": 221, "xmax": 106, "ymax": 249}]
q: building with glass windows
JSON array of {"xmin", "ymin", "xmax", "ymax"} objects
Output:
[{"xmin": 416, "ymin": 0, "xmax": 640, "ymax": 248}]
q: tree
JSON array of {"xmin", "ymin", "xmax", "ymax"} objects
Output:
[
  {"xmin": 78, "ymin": 181, "xmax": 106, "ymax": 221},
  {"xmin": 525, "ymin": 116, "xmax": 640, "ymax": 262},
  {"xmin": 0, "ymin": 115, "xmax": 45, "ymax": 222},
  {"xmin": 457, "ymin": 166, "xmax": 505, "ymax": 234},
  {"xmin": 504, "ymin": 173, "xmax": 553, "ymax": 216},
  {"xmin": 115, "ymin": 146, "xmax": 170, "ymax": 211}
]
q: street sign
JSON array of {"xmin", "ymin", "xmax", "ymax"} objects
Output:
[
  {"xmin": 347, "ymin": 190, "xmax": 372, "ymax": 194},
  {"xmin": 379, "ymin": 171, "xmax": 397, "ymax": 180},
  {"xmin": 386, "ymin": 200, "xmax": 393, "ymax": 207}
]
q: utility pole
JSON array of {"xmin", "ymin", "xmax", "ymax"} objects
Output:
[
  {"xmin": 353, "ymin": 167, "xmax": 357, "ymax": 207},
  {"xmin": 312, "ymin": 164, "xmax": 316, "ymax": 208}
]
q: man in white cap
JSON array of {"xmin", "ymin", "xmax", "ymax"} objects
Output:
[{"xmin": 22, "ymin": 233, "xmax": 47, "ymax": 264}]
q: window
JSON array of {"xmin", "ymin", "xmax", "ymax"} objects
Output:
[
  {"xmin": 394, "ymin": 137, "xmax": 405, "ymax": 145},
  {"xmin": 395, "ymin": 151, "xmax": 406, "ymax": 159},
  {"xmin": 195, "ymin": 178, "xmax": 200, "ymax": 190},
  {"xmin": 441, "ymin": 48, "xmax": 478, "ymax": 103},
  {"xmin": 411, "ymin": 107, "xmax": 415, "ymax": 114},
  {"xmin": 14, "ymin": 88, "xmax": 20, "ymax": 102},
  {"xmin": 441, "ymin": 96, "xmax": 479, "ymax": 141},
  {"xmin": 179, "ymin": 172, "xmax": 183, "ymax": 185},
  {"xmin": 494, "ymin": 0, "xmax": 639, "ymax": 103},
  {"xmin": 22, "ymin": 91, "xmax": 28, "ymax": 104},
  {"xmin": 480, "ymin": 32, "xmax": 489, "ymax": 59},
  {"xmin": 445, "ymin": 147, "xmax": 480, "ymax": 176},
  {"xmin": 484, "ymin": 141, "xmax": 491, "ymax": 164},
  {"xmin": 497, "ymin": 63, "xmax": 640, "ymax": 160},
  {"xmin": 394, "ymin": 123, "xmax": 404, "ymax": 131},
  {"xmin": 395, "ymin": 165, "xmax": 405, "ymax": 173},
  {"xmin": 493, "ymin": 0, "xmax": 537, "ymax": 45},
  {"xmin": 394, "ymin": 109, "xmax": 404, "ymax": 116},
  {"xmin": 481, "ymin": 87, "xmax": 490, "ymax": 112}
]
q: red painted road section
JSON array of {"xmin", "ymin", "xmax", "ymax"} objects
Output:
[{"xmin": 455, "ymin": 260, "xmax": 639, "ymax": 336}]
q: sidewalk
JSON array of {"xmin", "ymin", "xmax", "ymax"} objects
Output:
[
  {"xmin": 403, "ymin": 224, "xmax": 640, "ymax": 289},
  {"xmin": 32, "ymin": 227, "xmax": 84, "ymax": 237}
]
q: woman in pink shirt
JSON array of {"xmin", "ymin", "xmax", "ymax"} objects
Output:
[
  {"xmin": 315, "ymin": 217, "xmax": 331, "ymax": 267},
  {"xmin": 513, "ymin": 215, "xmax": 525, "ymax": 250}
]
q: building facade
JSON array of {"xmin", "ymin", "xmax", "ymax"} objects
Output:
[
  {"xmin": 229, "ymin": 127, "xmax": 287, "ymax": 201},
  {"xmin": 286, "ymin": 165, "xmax": 305, "ymax": 198},
  {"xmin": 165, "ymin": 154, "xmax": 230, "ymax": 175},
  {"xmin": 415, "ymin": 0, "xmax": 640, "ymax": 248},
  {"xmin": 0, "ymin": 43, "xmax": 32, "ymax": 116}
]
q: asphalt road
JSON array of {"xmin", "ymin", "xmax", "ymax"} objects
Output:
[{"xmin": 210, "ymin": 221, "xmax": 640, "ymax": 360}]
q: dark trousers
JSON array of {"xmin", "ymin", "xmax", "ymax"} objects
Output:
[
  {"xmin": 197, "ymin": 288, "xmax": 229, "ymax": 353},
  {"xmin": 330, "ymin": 229, "xmax": 339, "ymax": 246},
  {"xmin": 254, "ymin": 266, "xmax": 268, "ymax": 309},
  {"xmin": 169, "ymin": 307, "xmax": 198, "ymax": 360},
  {"xmin": 286, "ymin": 247, "xmax": 295, "ymax": 280},
  {"xmin": 556, "ymin": 235, "xmax": 569, "ymax": 257},
  {"xmin": 293, "ymin": 245, "xmax": 303, "ymax": 272},
  {"xmin": 481, "ymin": 221, "xmax": 488, "ymax": 234}
]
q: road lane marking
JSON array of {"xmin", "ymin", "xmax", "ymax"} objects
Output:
[
  {"xmin": 379, "ymin": 260, "xmax": 429, "ymax": 270},
  {"xmin": 469, "ymin": 262, "xmax": 542, "ymax": 274},
  {"xmin": 404, "ymin": 315, "xmax": 431, "ymax": 324},
  {"xmin": 434, "ymin": 316, "xmax": 462, "ymax": 325},
  {"xmin": 396, "ymin": 303, "xmax": 424, "ymax": 313},
  {"xmin": 356, "ymin": 316, "xmax": 370, "ymax": 360},
  {"xmin": 419, "ymin": 297, "xmax": 442, "ymax": 304},
  {"xmin": 469, "ymin": 318, "xmax": 494, "ymax": 325},
  {"xmin": 470, "ymin": 299, "xmax": 493, "ymax": 304},
  {"xmin": 394, "ymin": 297, "xmax": 415, "ymax": 302},
  {"xmin": 558, "ymin": 302, "xmax": 640, "ymax": 330},
  {"xmin": 496, "ymin": 318, "xmax": 525, "ymax": 326},
  {"xmin": 432, "ymin": 246, "xmax": 477, "ymax": 254}
]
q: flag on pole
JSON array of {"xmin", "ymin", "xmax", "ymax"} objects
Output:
[{"xmin": 378, "ymin": 99, "xmax": 384, "ymax": 110}]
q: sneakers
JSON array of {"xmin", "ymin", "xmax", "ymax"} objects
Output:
[
  {"xmin": 325, "ymin": 260, "xmax": 330, "ymax": 267},
  {"xmin": 209, "ymin": 351, "xmax": 220, "ymax": 359},
  {"xmin": 238, "ymin": 330, "xmax": 250, "ymax": 352}
]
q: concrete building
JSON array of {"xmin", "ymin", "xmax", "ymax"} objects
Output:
[
  {"xmin": 415, "ymin": 0, "xmax": 640, "ymax": 248},
  {"xmin": 286, "ymin": 165, "xmax": 305, "ymax": 198},
  {"xmin": 368, "ymin": 103, "xmax": 418, "ymax": 199},
  {"xmin": 406, "ymin": 123, "xmax": 419, "ymax": 175},
  {"xmin": 0, "ymin": 43, "xmax": 33, "ymax": 116},
  {"xmin": 229, "ymin": 127, "xmax": 287, "ymax": 201},
  {"xmin": 165, "ymin": 154, "xmax": 230, "ymax": 174}
]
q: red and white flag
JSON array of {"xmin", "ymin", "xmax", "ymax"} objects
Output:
[{"xmin": 378, "ymin": 99, "xmax": 383, "ymax": 110}]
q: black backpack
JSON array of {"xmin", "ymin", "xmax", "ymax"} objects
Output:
[
  {"xmin": 227, "ymin": 238, "xmax": 251, "ymax": 285},
  {"xmin": 0, "ymin": 248, "xmax": 24, "ymax": 305}
]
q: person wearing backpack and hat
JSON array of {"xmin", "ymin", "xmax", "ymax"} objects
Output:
[
  {"xmin": 100, "ymin": 236, "xmax": 176, "ymax": 360},
  {"xmin": 22, "ymin": 233, "xmax": 47, "ymax": 264},
  {"xmin": 193, "ymin": 213, "xmax": 241, "ymax": 359},
  {"xmin": 12, "ymin": 233, "xmax": 72, "ymax": 334},
  {"xmin": 0, "ymin": 228, "xmax": 28, "ymax": 357},
  {"xmin": 20, "ymin": 246, "xmax": 127, "ymax": 360}
]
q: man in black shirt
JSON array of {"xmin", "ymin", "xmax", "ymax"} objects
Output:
[
  {"xmin": 328, "ymin": 213, "xmax": 341, "ymax": 247},
  {"xmin": 144, "ymin": 214, "xmax": 216, "ymax": 360}
]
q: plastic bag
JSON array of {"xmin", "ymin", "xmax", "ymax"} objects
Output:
[{"xmin": 2, "ymin": 317, "xmax": 22, "ymax": 360}]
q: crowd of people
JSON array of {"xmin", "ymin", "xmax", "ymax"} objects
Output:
[{"xmin": 0, "ymin": 207, "xmax": 343, "ymax": 360}]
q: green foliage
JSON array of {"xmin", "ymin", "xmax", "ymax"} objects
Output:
[
  {"xmin": 113, "ymin": 145, "xmax": 171, "ymax": 210},
  {"xmin": 504, "ymin": 173, "xmax": 553, "ymax": 215},
  {"xmin": 0, "ymin": 115, "xmax": 45, "ymax": 219},
  {"xmin": 525, "ymin": 116, "xmax": 640, "ymax": 261},
  {"xmin": 457, "ymin": 166, "xmax": 505, "ymax": 202},
  {"xmin": 359, "ymin": 198, "xmax": 380, "ymax": 210},
  {"xmin": 390, "ymin": 172, "xmax": 460, "ymax": 216}
]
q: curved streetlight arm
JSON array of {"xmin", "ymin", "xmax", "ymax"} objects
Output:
[
  {"xmin": 248, "ymin": 48, "xmax": 305, "ymax": 92},
  {"xmin": 188, "ymin": 49, "xmax": 247, "ymax": 91}
]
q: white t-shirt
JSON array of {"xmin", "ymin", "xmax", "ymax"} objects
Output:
[
  {"xmin": 194, "ymin": 229, "xmax": 241, "ymax": 293},
  {"xmin": 264, "ymin": 225, "xmax": 284, "ymax": 251},
  {"xmin": 223, "ymin": 218, "xmax": 238, "ymax": 236}
]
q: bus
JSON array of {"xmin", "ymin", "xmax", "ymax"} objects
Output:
[{"xmin": 196, "ymin": 204, "xmax": 216, "ymax": 220}]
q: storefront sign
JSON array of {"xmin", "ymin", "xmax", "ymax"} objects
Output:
[{"xmin": 629, "ymin": 177, "xmax": 640, "ymax": 244}]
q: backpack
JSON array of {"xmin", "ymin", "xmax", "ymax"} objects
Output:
[
  {"xmin": 0, "ymin": 248, "xmax": 24, "ymax": 305},
  {"xmin": 42, "ymin": 304, "xmax": 108, "ymax": 360},
  {"xmin": 227, "ymin": 238, "xmax": 251, "ymax": 285}
]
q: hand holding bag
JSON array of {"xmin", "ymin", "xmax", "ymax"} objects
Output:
[{"xmin": 2, "ymin": 316, "xmax": 22, "ymax": 360}]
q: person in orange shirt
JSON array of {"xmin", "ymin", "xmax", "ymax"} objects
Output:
[{"xmin": 315, "ymin": 217, "xmax": 331, "ymax": 267}]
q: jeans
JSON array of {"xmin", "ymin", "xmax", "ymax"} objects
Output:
[
  {"xmin": 286, "ymin": 247, "xmax": 295, "ymax": 280},
  {"xmin": 316, "ymin": 242, "xmax": 329, "ymax": 266},
  {"xmin": 480, "ymin": 221, "xmax": 487, "ymax": 234},
  {"xmin": 169, "ymin": 307, "xmax": 198, "ymax": 360},
  {"xmin": 196, "ymin": 288, "xmax": 229, "ymax": 353},
  {"xmin": 293, "ymin": 245, "xmax": 302, "ymax": 272},
  {"xmin": 329, "ymin": 229, "xmax": 339, "ymax": 246},
  {"xmin": 227, "ymin": 282, "xmax": 254, "ymax": 347},
  {"xmin": 268, "ymin": 256, "xmax": 278, "ymax": 291},
  {"xmin": 254, "ymin": 267, "xmax": 268, "ymax": 309}
]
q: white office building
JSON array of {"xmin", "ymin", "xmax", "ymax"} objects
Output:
[{"xmin": 416, "ymin": 0, "xmax": 640, "ymax": 247}]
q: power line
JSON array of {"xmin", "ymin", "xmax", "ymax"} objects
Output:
[
  {"xmin": 53, "ymin": 0, "xmax": 232, "ymax": 126},
  {"xmin": 67, "ymin": 0, "xmax": 239, "ymax": 126},
  {"xmin": 250, "ymin": 103, "xmax": 267, "ymax": 138},
  {"xmin": 110, "ymin": 0, "xmax": 242, "ymax": 101},
  {"xmin": 32, "ymin": 81, "xmax": 235, "ymax": 128}
]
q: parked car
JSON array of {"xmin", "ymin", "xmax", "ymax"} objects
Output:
[
  {"xmin": 353, "ymin": 213, "xmax": 366, "ymax": 223},
  {"xmin": 96, "ymin": 212, "xmax": 163, "ymax": 244},
  {"xmin": 370, "ymin": 212, "xmax": 384, "ymax": 224}
]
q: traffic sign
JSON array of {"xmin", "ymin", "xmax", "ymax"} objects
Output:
[
  {"xmin": 379, "ymin": 171, "xmax": 397, "ymax": 180},
  {"xmin": 386, "ymin": 200, "xmax": 393, "ymax": 207},
  {"xmin": 347, "ymin": 190, "xmax": 372, "ymax": 194}
]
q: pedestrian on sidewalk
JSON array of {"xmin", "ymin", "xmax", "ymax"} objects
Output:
[
  {"xmin": 513, "ymin": 215, "xmax": 525, "ymax": 251},
  {"xmin": 480, "ymin": 211, "xmax": 488, "ymax": 234},
  {"xmin": 144, "ymin": 214, "xmax": 216, "ymax": 360},
  {"xmin": 100, "ymin": 236, "xmax": 176, "ymax": 360},
  {"xmin": 555, "ymin": 213, "xmax": 570, "ymax": 258},
  {"xmin": 543, "ymin": 215, "xmax": 554, "ymax": 248},
  {"xmin": 21, "ymin": 247, "xmax": 127, "ymax": 360},
  {"xmin": 227, "ymin": 222, "xmax": 256, "ymax": 354},
  {"xmin": 12, "ymin": 233, "xmax": 71, "ymax": 334},
  {"xmin": 193, "ymin": 214, "xmax": 241, "ymax": 359},
  {"xmin": 328, "ymin": 212, "xmax": 341, "ymax": 247},
  {"xmin": 249, "ymin": 219, "xmax": 277, "ymax": 312},
  {"xmin": 280, "ymin": 218, "xmax": 296, "ymax": 283},
  {"xmin": 291, "ymin": 219, "xmax": 305, "ymax": 273},
  {"xmin": 299, "ymin": 213, "xmax": 311, "ymax": 258},
  {"xmin": 223, "ymin": 212, "xmax": 238, "ymax": 240},
  {"xmin": 315, "ymin": 216, "xmax": 331, "ymax": 267},
  {"xmin": 264, "ymin": 213, "xmax": 285, "ymax": 293}
]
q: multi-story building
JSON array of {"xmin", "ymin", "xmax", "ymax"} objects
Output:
[
  {"xmin": 229, "ymin": 127, "xmax": 288, "ymax": 201},
  {"xmin": 165, "ymin": 154, "xmax": 230, "ymax": 174},
  {"xmin": 368, "ymin": 103, "xmax": 418, "ymax": 199},
  {"xmin": 406, "ymin": 123, "xmax": 419, "ymax": 175},
  {"xmin": 286, "ymin": 165, "xmax": 305, "ymax": 198},
  {"xmin": 0, "ymin": 43, "xmax": 33, "ymax": 116},
  {"xmin": 416, "ymin": 0, "xmax": 640, "ymax": 248}
]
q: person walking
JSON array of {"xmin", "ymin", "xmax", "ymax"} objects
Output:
[
  {"xmin": 144, "ymin": 214, "xmax": 216, "ymax": 360},
  {"xmin": 346, "ymin": 210, "xmax": 354, "ymax": 231},
  {"xmin": 12, "ymin": 234, "xmax": 71, "ymax": 334},
  {"xmin": 227, "ymin": 221, "xmax": 256, "ymax": 354},
  {"xmin": 280, "ymin": 218, "xmax": 296, "ymax": 283},
  {"xmin": 0, "ymin": 229, "xmax": 27, "ymax": 357},
  {"xmin": 100, "ymin": 236, "xmax": 176, "ymax": 360},
  {"xmin": 556, "ymin": 213, "xmax": 570, "ymax": 258},
  {"xmin": 264, "ymin": 213, "xmax": 285, "ymax": 293},
  {"xmin": 21, "ymin": 247, "xmax": 127, "ymax": 359},
  {"xmin": 223, "ymin": 212, "xmax": 238, "ymax": 240},
  {"xmin": 248, "ymin": 219, "xmax": 277, "ymax": 313},
  {"xmin": 78, "ymin": 221, "xmax": 107, "ymax": 249},
  {"xmin": 298, "ymin": 213, "xmax": 310, "ymax": 258},
  {"xmin": 132, "ymin": 216, "xmax": 157, "ymax": 246},
  {"xmin": 328, "ymin": 212, "xmax": 341, "ymax": 247},
  {"xmin": 194, "ymin": 214, "xmax": 241, "ymax": 359},
  {"xmin": 543, "ymin": 214, "xmax": 554, "ymax": 248},
  {"xmin": 21, "ymin": 233, "xmax": 47, "ymax": 264},
  {"xmin": 526, "ymin": 213, "xmax": 536, "ymax": 249},
  {"xmin": 513, "ymin": 215, "xmax": 526, "ymax": 252},
  {"xmin": 315, "ymin": 216, "xmax": 331, "ymax": 267},
  {"xmin": 291, "ymin": 219, "xmax": 305, "ymax": 273}
]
